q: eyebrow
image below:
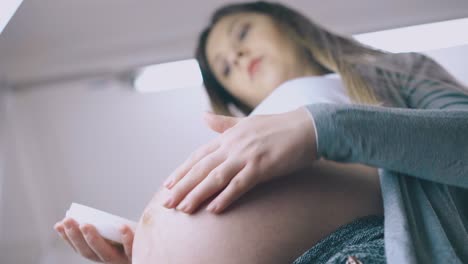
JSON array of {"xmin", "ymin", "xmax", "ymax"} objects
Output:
[
  {"xmin": 213, "ymin": 17, "xmax": 240, "ymax": 75},
  {"xmin": 228, "ymin": 17, "xmax": 240, "ymax": 36}
]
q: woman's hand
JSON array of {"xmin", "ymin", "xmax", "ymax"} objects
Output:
[
  {"xmin": 162, "ymin": 106, "xmax": 318, "ymax": 214},
  {"xmin": 54, "ymin": 217, "xmax": 134, "ymax": 264}
]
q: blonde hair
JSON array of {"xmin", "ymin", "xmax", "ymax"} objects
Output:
[
  {"xmin": 196, "ymin": 1, "xmax": 386, "ymax": 116},
  {"xmin": 281, "ymin": 20, "xmax": 386, "ymax": 106}
]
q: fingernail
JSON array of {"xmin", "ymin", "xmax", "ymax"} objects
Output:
[
  {"xmin": 177, "ymin": 202, "xmax": 188, "ymax": 212},
  {"xmin": 64, "ymin": 222, "xmax": 71, "ymax": 229},
  {"xmin": 163, "ymin": 197, "xmax": 173, "ymax": 207},
  {"xmin": 163, "ymin": 178, "xmax": 172, "ymax": 188},
  {"xmin": 207, "ymin": 203, "xmax": 216, "ymax": 212},
  {"xmin": 80, "ymin": 225, "xmax": 88, "ymax": 234}
]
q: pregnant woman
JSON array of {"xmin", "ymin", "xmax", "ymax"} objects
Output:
[{"xmin": 55, "ymin": 2, "xmax": 468, "ymax": 263}]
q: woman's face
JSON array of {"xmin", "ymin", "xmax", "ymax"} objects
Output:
[{"xmin": 206, "ymin": 12, "xmax": 321, "ymax": 108}]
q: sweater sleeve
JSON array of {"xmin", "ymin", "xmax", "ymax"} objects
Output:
[
  {"xmin": 305, "ymin": 53, "xmax": 468, "ymax": 188},
  {"xmin": 305, "ymin": 103, "xmax": 468, "ymax": 188}
]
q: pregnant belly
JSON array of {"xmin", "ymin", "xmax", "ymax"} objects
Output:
[{"xmin": 132, "ymin": 160, "xmax": 383, "ymax": 264}]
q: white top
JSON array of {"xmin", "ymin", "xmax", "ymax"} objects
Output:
[
  {"xmin": 250, "ymin": 73, "xmax": 351, "ymax": 116},
  {"xmin": 250, "ymin": 73, "xmax": 351, "ymax": 154}
]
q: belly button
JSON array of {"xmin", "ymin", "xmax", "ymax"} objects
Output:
[{"xmin": 142, "ymin": 210, "xmax": 154, "ymax": 225}]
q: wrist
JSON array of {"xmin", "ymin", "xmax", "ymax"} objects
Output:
[{"xmin": 294, "ymin": 106, "xmax": 319, "ymax": 161}]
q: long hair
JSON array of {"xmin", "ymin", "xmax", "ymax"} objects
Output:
[{"xmin": 195, "ymin": 1, "xmax": 387, "ymax": 116}]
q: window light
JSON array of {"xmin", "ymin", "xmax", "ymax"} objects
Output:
[
  {"xmin": 133, "ymin": 59, "xmax": 202, "ymax": 93},
  {"xmin": 354, "ymin": 17, "xmax": 468, "ymax": 52},
  {"xmin": 0, "ymin": 0, "xmax": 23, "ymax": 34}
]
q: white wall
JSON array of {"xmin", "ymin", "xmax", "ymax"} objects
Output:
[
  {"xmin": 423, "ymin": 45, "xmax": 468, "ymax": 85},
  {"xmin": 0, "ymin": 86, "xmax": 44, "ymax": 263},
  {"xmin": 1, "ymin": 78, "xmax": 217, "ymax": 264},
  {"xmin": 1, "ymin": 45, "xmax": 467, "ymax": 264}
]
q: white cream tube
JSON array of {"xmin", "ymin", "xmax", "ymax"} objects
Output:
[{"xmin": 65, "ymin": 203, "xmax": 137, "ymax": 244}]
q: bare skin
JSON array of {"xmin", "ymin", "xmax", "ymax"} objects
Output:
[
  {"xmin": 204, "ymin": 12, "xmax": 326, "ymax": 108},
  {"xmin": 130, "ymin": 12, "xmax": 385, "ymax": 263},
  {"xmin": 56, "ymin": 11, "xmax": 384, "ymax": 264},
  {"xmin": 54, "ymin": 218, "xmax": 133, "ymax": 263},
  {"xmin": 133, "ymin": 160, "xmax": 383, "ymax": 264}
]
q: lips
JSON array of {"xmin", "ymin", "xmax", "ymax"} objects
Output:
[{"xmin": 248, "ymin": 57, "xmax": 262, "ymax": 79}]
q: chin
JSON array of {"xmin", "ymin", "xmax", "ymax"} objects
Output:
[{"xmin": 259, "ymin": 71, "xmax": 290, "ymax": 93}]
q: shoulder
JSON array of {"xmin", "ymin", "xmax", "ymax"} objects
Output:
[
  {"xmin": 350, "ymin": 52, "xmax": 468, "ymax": 108},
  {"xmin": 355, "ymin": 52, "xmax": 466, "ymax": 90},
  {"xmin": 356, "ymin": 52, "xmax": 430, "ymax": 75}
]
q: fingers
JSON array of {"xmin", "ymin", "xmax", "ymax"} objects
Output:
[
  {"xmin": 163, "ymin": 140, "xmax": 220, "ymax": 189},
  {"xmin": 54, "ymin": 221, "xmax": 77, "ymax": 252},
  {"xmin": 55, "ymin": 218, "xmax": 133, "ymax": 264},
  {"xmin": 120, "ymin": 225, "xmax": 134, "ymax": 260},
  {"xmin": 175, "ymin": 159, "xmax": 244, "ymax": 214},
  {"xmin": 81, "ymin": 224, "xmax": 129, "ymax": 263},
  {"xmin": 203, "ymin": 112, "xmax": 240, "ymax": 133},
  {"xmin": 206, "ymin": 165, "xmax": 256, "ymax": 214},
  {"xmin": 163, "ymin": 150, "xmax": 225, "ymax": 209},
  {"xmin": 62, "ymin": 218, "xmax": 102, "ymax": 262}
]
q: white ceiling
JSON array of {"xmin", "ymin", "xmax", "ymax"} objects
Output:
[{"xmin": 1, "ymin": 0, "xmax": 467, "ymax": 88}]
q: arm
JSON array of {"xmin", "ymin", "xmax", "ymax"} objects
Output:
[
  {"xmin": 383, "ymin": 52, "xmax": 468, "ymax": 110},
  {"xmin": 305, "ymin": 103, "xmax": 468, "ymax": 188},
  {"xmin": 305, "ymin": 53, "xmax": 468, "ymax": 188}
]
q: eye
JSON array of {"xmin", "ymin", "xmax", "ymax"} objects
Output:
[
  {"xmin": 223, "ymin": 63, "xmax": 231, "ymax": 77},
  {"xmin": 238, "ymin": 23, "xmax": 250, "ymax": 41}
]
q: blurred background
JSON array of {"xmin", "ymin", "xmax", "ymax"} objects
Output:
[{"xmin": 1, "ymin": 1, "xmax": 467, "ymax": 263}]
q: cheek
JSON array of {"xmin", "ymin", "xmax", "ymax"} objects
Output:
[
  {"xmin": 229, "ymin": 59, "xmax": 293, "ymax": 107},
  {"xmin": 256, "ymin": 57, "xmax": 292, "ymax": 94},
  {"xmin": 257, "ymin": 34, "xmax": 303, "ymax": 91},
  {"xmin": 225, "ymin": 56, "xmax": 298, "ymax": 107},
  {"xmin": 224, "ymin": 77, "xmax": 258, "ymax": 108}
]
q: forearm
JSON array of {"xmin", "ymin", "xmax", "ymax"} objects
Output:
[{"xmin": 305, "ymin": 103, "xmax": 468, "ymax": 188}]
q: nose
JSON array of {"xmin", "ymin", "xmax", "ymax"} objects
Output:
[
  {"xmin": 232, "ymin": 49, "xmax": 245, "ymax": 66},
  {"xmin": 226, "ymin": 46, "xmax": 249, "ymax": 74}
]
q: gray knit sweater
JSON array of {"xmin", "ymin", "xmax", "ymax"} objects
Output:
[{"xmin": 305, "ymin": 52, "xmax": 468, "ymax": 263}]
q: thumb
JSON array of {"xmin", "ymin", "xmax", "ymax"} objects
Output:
[{"xmin": 203, "ymin": 111, "xmax": 241, "ymax": 133}]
